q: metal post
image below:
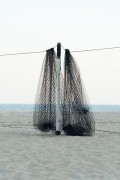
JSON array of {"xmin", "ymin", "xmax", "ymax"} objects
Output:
[{"xmin": 55, "ymin": 43, "xmax": 61, "ymax": 135}]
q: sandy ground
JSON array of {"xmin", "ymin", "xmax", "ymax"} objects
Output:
[{"xmin": 0, "ymin": 111, "xmax": 120, "ymax": 180}]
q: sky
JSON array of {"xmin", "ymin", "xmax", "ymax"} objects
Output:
[{"xmin": 0, "ymin": 0, "xmax": 120, "ymax": 104}]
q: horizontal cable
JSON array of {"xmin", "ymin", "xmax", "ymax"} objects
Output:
[
  {"xmin": 0, "ymin": 51, "xmax": 46, "ymax": 57},
  {"xmin": 0, "ymin": 45, "xmax": 57, "ymax": 57},
  {"xmin": 1, "ymin": 46, "xmax": 120, "ymax": 57},
  {"xmin": 71, "ymin": 46, "xmax": 120, "ymax": 53}
]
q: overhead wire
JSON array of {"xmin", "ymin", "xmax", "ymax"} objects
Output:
[
  {"xmin": 71, "ymin": 46, "xmax": 120, "ymax": 53},
  {"xmin": 0, "ymin": 45, "xmax": 57, "ymax": 57},
  {"xmin": 1, "ymin": 46, "xmax": 120, "ymax": 57},
  {"xmin": 0, "ymin": 51, "xmax": 46, "ymax": 57}
]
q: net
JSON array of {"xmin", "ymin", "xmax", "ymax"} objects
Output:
[
  {"xmin": 33, "ymin": 48, "xmax": 95, "ymax": 136},
  {"xmin": 62, "ymin": 49, "xmax": 95, "ymax": 135},
  {"xmin": 33, "ymin": 48, "xmax": 56, "ymax": 132}
]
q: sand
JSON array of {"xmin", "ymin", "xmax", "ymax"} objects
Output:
[{"xmin": 0, "ymin": 111, "xmax": 120, "ymax": 180}]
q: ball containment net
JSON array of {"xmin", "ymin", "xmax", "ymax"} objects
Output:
[
  {"xmin": 33, "ymin": 48, "xmax": 57, "ymax": 132},
  {"xmin": 62, "ymin": 49, "xmax": 94, "ymax": 136},
  {"xmin": 33, "ymin": 47, "xmax": 95, "ymax": 136}
]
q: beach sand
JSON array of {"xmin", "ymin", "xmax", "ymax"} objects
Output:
[{"xmin": 0, "ymin": 111, "xmax": 120, "ymax": 180}]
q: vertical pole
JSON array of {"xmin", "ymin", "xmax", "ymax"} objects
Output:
[{"xmin": 55, "ymin": 43, "xmax": 61, "ymax": 135}]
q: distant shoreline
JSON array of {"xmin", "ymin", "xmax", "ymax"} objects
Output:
[{"xmin": 0, "ymin": 104, "xmax": 120, "ymax": 112}]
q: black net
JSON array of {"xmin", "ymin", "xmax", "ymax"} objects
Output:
[
  {"xmin": 33, "ymin": 48, "xmax": 56, "ymax": 132},
  {"xmin": 33, "ymin": 47, "xmax": 95, "ymax": 136},
  {"xmin": 62, "ymin": 49, "xmax": 95, "ymax": 136}
]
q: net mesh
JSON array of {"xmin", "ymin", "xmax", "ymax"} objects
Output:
[
  {"xmin": 62, "ymin": 49, "xmax": 95, "ymax": 135},
  {"xmin": 33, "ymin": 48, "xmax": 56, "ymax": 132},
  {"xmin": 33, "ymin": 48, "xmax": 95, "ymax": 136}
]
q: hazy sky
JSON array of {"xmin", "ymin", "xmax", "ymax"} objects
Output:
[{"xmin": 0, "ymin": 0, "xmax": 120, "ymax": 104}]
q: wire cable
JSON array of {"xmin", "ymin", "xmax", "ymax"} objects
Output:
[
  {"xmin": 1, "ymin": 46, "xmax": 120, "ymax": 57},
  {"xmin": 0, "ymin": 51, "xmax": 46, "ymax": 57},
  {"xmin": 0, "ymin": 45, "xmax": 58, "ymax": 57},
  {"xmin": 71, "ymin": 46, "xmax": 120, "ymax": 53}
]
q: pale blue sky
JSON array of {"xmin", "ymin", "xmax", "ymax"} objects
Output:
[{"xmin": 0, "ymin": 0, "xmax": 120, "ymax": 104}]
